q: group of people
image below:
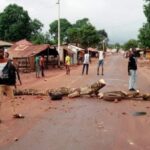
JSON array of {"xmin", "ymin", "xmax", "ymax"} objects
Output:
[
  {"xmin": 82, "ymin": 49, "xmax": 105, "ymax": 75},
  {"xmin": 0, "ymin": 47, "xmax": 138, "ymax": 123},
  {"xmin": 65, "ymin": 48, "xmax": 138, "ymax": 92},
  {"xmin": 35, "ymin": 55, "xmax": 45, "ymax": 78},
  {"xmin": 65, "ymin": 49, "xmax": 105, "ymax": 76}
]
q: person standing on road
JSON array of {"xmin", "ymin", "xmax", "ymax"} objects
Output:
[
  {"xmin": 65, "ymin": 53, "xmax": 71, "ymax": 75},
  {"xmin": 40, "ymin": 55, "xmax": 45, "ymax": 77},
  {"xmin": 82, "ymin": 49, "xmax": 90, "ymax": 75},
  {"xmin": 4, "ymin": 52, "xmax": 22, "ymax": 88},
  {"xmin": 128, "ymin": 48, "xmax": 137, "ymax": 91},
  {"xmin": 97, "ymin": 49, "xmax": 105, "ymax": 75},
  {"xmin": 35, "ymin": 56, "xmax": 40, "ymax": 78},
  {"xmin": 0, "ymin": 49, "xmax": 22, "ymax": 123}
]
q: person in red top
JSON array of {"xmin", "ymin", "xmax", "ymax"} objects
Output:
[{"xmin": 40, "ymin": 55, "xmax": 45, "ymax": 77}]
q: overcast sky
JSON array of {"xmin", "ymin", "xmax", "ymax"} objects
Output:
[{"xmin": 0, "ymin": 0, "xmax": 146, "ymax": 44}]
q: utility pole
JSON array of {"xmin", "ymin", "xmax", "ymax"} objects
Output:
[
  {"xmin": 103, "ymin": 38, "xmax": 108, "ymax": 52},
  {"xmin": 102, "ymin": 39, "xmax": 105, "ymax": 52},
  {"xmin": 56, "ymin": 0, "xmax": 61, "ymax": 66}
]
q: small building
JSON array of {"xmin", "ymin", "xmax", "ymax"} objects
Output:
[
  {"xmin": 67, "ymin": 45, "xmax": 85, "ymax": 64},
  {"xmin": 88, "ymin": 47, "xmax": 98, "ymax": 57},
  {"xmin": 59, "ymin": 44, "xmax": 85, "ymax": 65},
  {"xmin": 145, "ymin": 49, "xmax": 150, "ymax": 59},
  {"xmin": 0, "ymin": 40, "xmax": 13, "ymax": 51},
  {"xmin": 8, "ymin": 39, "xmax": 59, "ymax": 72},
  {"xmin": 59, "ymin": 45, "xmax": 75, "ymax": 64}
]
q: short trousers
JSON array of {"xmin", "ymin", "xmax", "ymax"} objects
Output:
[
  {"xmin": 98, "ymin": 59, "xmax": 104, "ymax": 67},
  {"xmin": 0, "ymin": 85, "xmax": 14, "ymax": 99}
]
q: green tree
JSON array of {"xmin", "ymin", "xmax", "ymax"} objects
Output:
[
  {"xmin": 67, "ymin": 18, "xmax": 108, "ymax": 48},
  {"xmin": 79, "ymin": 23, "xmax": 100, "ymax": 48},
  {"xmin": 0, "ymin": 4, "xmax": 31, "ymax": 41},
  {"xmin": 66, "ymin": 27, "xmax": 80, "ymax": 45},
  {"xmin": 49, "ymin": 18, "xmax": 108, "ymax": 48},
  {"xmin": 138, "ymin": 23, "xmax": 150, "ymax": 48},
  {"xmin": 97, "ymin": 30, "xmax": 108, "ymax": 41},
  {"xmin": 31, "ymin": 32, "xmax": 51, "ymax": 44},
  {"xmin": 138, "ymin": 0, "xmax": 150, "ymax": 48},
  {"xmin": 30, "ymin": 19, "xmax": 43, "ymax": 36},
  {"xmin": 66, "ymin": 18, "xmax": 91, "ymax": 45},
  {"xmin": 144, "ymin": 0, "xmax": 150, "ymax": 23},
  {"xmin": 30, "ymin": 19, "xmax": 45, "ymax": 43},
  {"xmin": 74, "ymin": 18, "xmax": 90, "ymax": 28},
  {"xmin": 49, "ymin": 18, "xmax": 72, "ymax": 44},
  {"xmin": 123, "ymin": 39, "xmax": 138, "ymax": 50}
]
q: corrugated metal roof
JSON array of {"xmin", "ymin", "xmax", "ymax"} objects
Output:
[
  {"xmin": 8, "ymin": 40, "xmax": 51, "ymax": 58},
  {"xmin": 60, "ymin": 45, "xmax": 75, "ymax": 54},
  {"xmin": 68, "ymin": 45, "xmax": 84, "ymax": 53},
  {"xmin": 0, "ymin": 40, "xmax": 13, "ymax": 46},
  {"xmin": 15, "ymin": 39, "xmax": 32, "ymax": 46},
  {"xmin": 88, "ymin": 47, "xmax": 98, "ymax": 52}
]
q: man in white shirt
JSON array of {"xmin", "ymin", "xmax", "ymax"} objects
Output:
[
  {"xmin": 82, "ymin": 50, "xmax": 90, "ymax": 75},
  {"xmin": 97, "ymin": 50, "xmax": 105, "ymax": 75}
]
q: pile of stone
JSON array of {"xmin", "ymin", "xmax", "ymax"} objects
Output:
[{"xmin": 14, "ymin": 79, "xmax": 150, "ymax": 102}]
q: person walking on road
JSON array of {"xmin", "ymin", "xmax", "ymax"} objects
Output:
[
  {"xmin": 82, "ymin": 49, "xmax": 90, "ymax": 75},
  {"xmin": 97, "ymin": 50, "xmax": 105, "ymax": 75},
  {"xmin": 128, "ymin": 48, "xmax": 137, "ymax": 91},
  {"xmin": 65, "ymin": 53, "xmax": 71, "ymax": 75}
]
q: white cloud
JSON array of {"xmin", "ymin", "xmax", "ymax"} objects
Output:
[{"xmin": 0, "ymin": 0, "xmax": 146, "ymax": 44}]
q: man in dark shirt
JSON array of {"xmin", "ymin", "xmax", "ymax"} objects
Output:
[
  {"xmin": 0, "ymin": 49, "xmax": 23, "ymax": 123},
  {"xmin": 128, "ymin": 49, "xmax": 137, "ymax": 91}
]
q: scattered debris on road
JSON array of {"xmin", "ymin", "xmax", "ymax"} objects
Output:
[
  {"xmin": 122, "ymin": 112, "xmax": 127, "ymax": 115},
  {"xmin": 14, "ymin": 138, "xmax": 19, "ymax": 142},
  {"xmin": 128, "ymin": 140, "xmax": 135, "ymax": 146},
  {"xmin": 13, "ymin": 113, "xmax": 25, "ymax": 119},
  {"xmin": 132, "ymin": 111, "xmax": 147, "ymax": 116},
  {"xmin": 49, "ymin": 92, "xmax": 63, "ymax": 100}
]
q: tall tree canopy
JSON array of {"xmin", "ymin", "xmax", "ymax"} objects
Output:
[
  {"xmin": 49, "ymin": 18, "xmax": 108, "ymax": 48},
  {"xmin": 0, "ymin": 4, "xmax": 44, "ymax": 42},
  {"xmin": 138, "ymin": 0, "xmax": 150, "ymax": 48},
  {"xmin": 144, "ymin": 0, "xmax": 150, "ymax": 23},
  {"xmin": 30, "ymin": 32, "xmax": 51, "ymax": 44},
  {"xmin": 49, "ymin": 18, "xmax": 72, "ymax": 44},
  {"xmin": 30, "ymin": 19, "xmax": 43, "ymax": 36},
  {"xmin": 123, "ymin": 39, "xmax": 138, "ymax": 50},
  {"xmin": 0, "ymin": 4, "xmax": 31, "ymax": 41},
  {"xmin": 67, "ymin": 18, "xmax": 108, "ymax": 48}
]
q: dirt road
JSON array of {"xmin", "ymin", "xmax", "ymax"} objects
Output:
[{"xmin": 0, "ymin": 53, "xmax": 150, "ymax": 150}]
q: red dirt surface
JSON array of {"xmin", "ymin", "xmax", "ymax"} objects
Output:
[{"xmin": 0, "ymin": 54, "xmax": 150, "ymax": 150}]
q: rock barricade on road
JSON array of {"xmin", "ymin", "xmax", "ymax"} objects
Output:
[
  {"xmin": 13, "ymin": 79, "xmax": 150, "ymax": 101},
  {"xmin": 98, "ymin": 90, "xmax": 150, "ymax": 101},
  {"xmin": 14, "ymin": 79, "xmax": 106, "ymax": 98},
  {"xmin": 68, "ymin": 79, "xmax": 106, "ymax": 98}
]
